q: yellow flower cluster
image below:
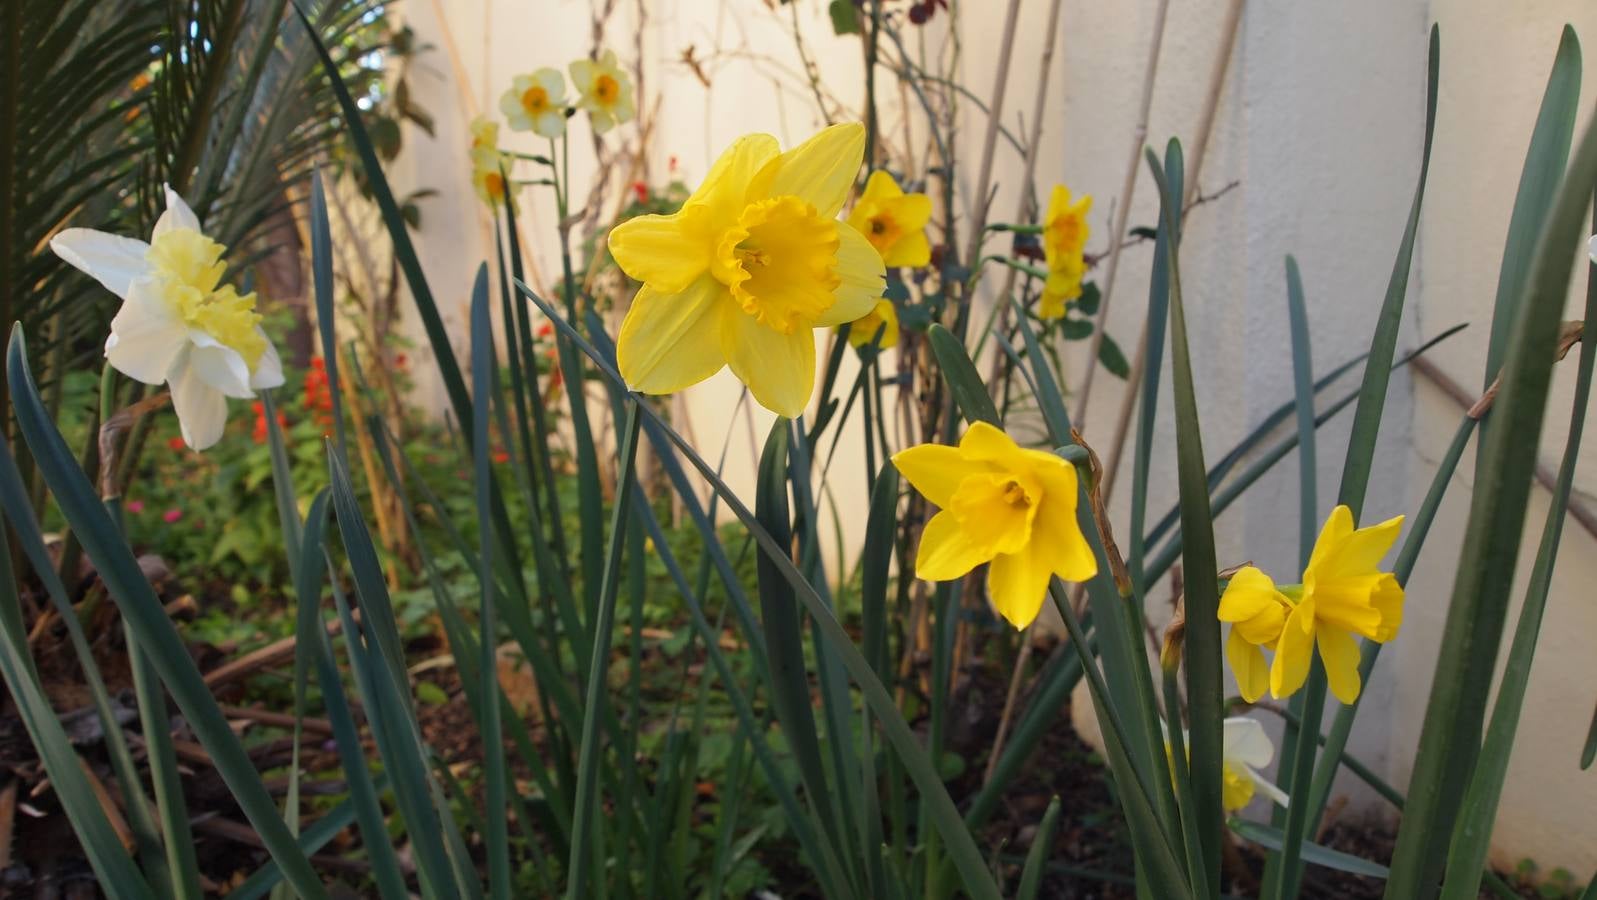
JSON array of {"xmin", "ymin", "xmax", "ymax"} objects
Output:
[
  {"xmin": 1039, "ymin": 184, "xmax": 1091, "ymax": 319},
  {"xmin": 837, "ymin": 170, "xmax": 932, "ymax": 349},
  {"xmin": 1219, "ymin": 505, "xmax": 1406, "ymax": 704}
]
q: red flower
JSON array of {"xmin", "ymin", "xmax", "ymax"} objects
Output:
[
  {"xmin": 632, "ymin": 180, "xmax": 649, "ymax": 203},
  {"xmin": 536, "ymin": 321, "xmax": 554, "ymax": 339},
  {"xmin": 162, "ymin": 508, "xmax": 183, "ymax": 524},
  {"xmin": 167, "ymin": 436, "xmax": 186, "ymax": 452},
  {"xmin": 492, "ymin": 450, "xmax": 510, "ymax": 464},
  {"xmin": 395, "ymin": 353, "xmax": 408, "ymax": 368}
]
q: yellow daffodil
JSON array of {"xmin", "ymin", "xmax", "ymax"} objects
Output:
[
  {"xmin": 892, "ymin": 422, "xmax": 1097, "ymax": 629},
  {"xmin": 570, "ymin": 50, "xmax": 635, "ymax": 134},
  {"xmin": 470, "ymin": 115, "xmax": 499, "ymax": 151},
  {"xmin": 50, "ymin": 186, "xmax": 283, "ymax": 450},
  {"xmin": 607, "ymin": 123, "xmax": 885, "ymax": 417},
  {"xmin": 501, "ymin": 69, "xmax": 567, "ymax": 138},
  {"xmin": 844, "ymin": 299, "xmax": 898, "ymax": 349},
  {"xmin": 847, "ymin": 170, "xmax": 931, "ymax": 267},
  {"xmin": 1218, "ymin": 505, "xmax": 1405, "ymax": 704},
  {"xmin": 1038, "ymin": 184, "xmax": 1091, "ymax": 319},
  {"xmin": 471, "ymin": 146, "xmax": 514, "ymax": 212},
  {"xmin": 1164, "ymin": 717, "xmax": 1290, "ymax": 812}
]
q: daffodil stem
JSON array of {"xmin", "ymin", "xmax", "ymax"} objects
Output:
[{"xmin": 1271, "ymin": 665, "xmax": 1326, "ymax": 899}]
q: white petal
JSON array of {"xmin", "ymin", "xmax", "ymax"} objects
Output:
[
  {"xmin": 535, "ymin": 110, "xmax": 567, "ymax": 138},
  {"xmin": 50, "ymin": 229, "xmax": 151, "ymax": 300},
  {"xmin": 153, "ymin": 185, "xmax": 202, "ymax": 238},
  {"xmin": 1588, "ymin": 234, "xmax": 1597, "ymax": 265},
  {"xmin": 187, "ymin": 332, "xmax": 255, "ymax": 399},
  {"xmin": 1221, "ymin": 717, "xmax": 1276, "ymax": 768},
  {"xmin": 1240, "ymin": 763, "xmax": 1291, "ymax": 809},
  {"xmin": 104, "ymin": 282, "xmax": 187, "ymax": 384},
  {"xmin": 169, "ymin": 362, "xmax": 229, "ymax": 450},
  {"xmin": 249, "ymin": 331, "xmax": 285, "ymax": 390}
]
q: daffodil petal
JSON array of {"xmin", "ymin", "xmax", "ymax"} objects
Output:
[
  {"xmin": 617, "ymin": 275, "xmax": 727, "ymax": 395},
  {"xmin": 1317, "ymin": 625, "xmax": 1363, "ymax": 704},
  {"xmin": 720, "ymin": 304, "xmax": 815, "ymax": 418},
  {"xmin": 957, "ymin": 420, "xmax": 1028, "ymax": 469},
  {"xmin": 1222, "ymin": 717, "xmax": 1275, "ymax": 768},
  {"xmin": 154, "ymin": 185, "xmax": 201, "ymax": 238},
  {"xmin": 534, "ymin": 110, "xmax": 567, "ymax": 138},
  {"xmin": 250, "ymin": 332, "xmax": 285, "ymax": 390},
  {"xmin": 188, "ymin": 333, "xmax": 255, "ymax": 399},
  {"xmin": 890, "ymin": 443, "xmax": 991, "ymax": 508},
  {"xmin": 1323, "ymin": 513, "xmax": 1405, "ymax": 576},
  {"xmin": 1029, "ymin": 463, "xmax": 1098, "ymax": 582},
  {"xmin": 915, "ymin": 509, "xmax": 989, "ymax": 581},
  {"xmin": 1369, "ymin": 573, "xmax": 1405, "ymax": 642},
  {"xmin": 50, "ymin": 229, "xmax": 152, "ymax": 300},
  {"xmin": 608, "ymin": 211, "xmax": 709, "ymax": 293},
  {"xmin": 169, "ymin": 353, "xmax": 229, "ymax": 450},
  {"xmin": 1239, "ymin": 762, "xmax": 1291, "ymax": 809},
  {"xmin": 690, "ymin": 134, "xmax": 781, "ymax": 223},
  {"xmin": 1270, "ymin": 603, "xmax": 1315, "ymax": 699},
  {"xmin": 1306, "ymin": 504, "xmax": 1356, "ymax": 572},
  {"xmin": 860, "ymin": 169, "xmax": 903, "ymax": 202},
  {"xmin": 813, "ymin": 225, "xmax": 885, "ymax": 326},
  {"xmin": 756, "ymin": 123, "xmax": 864, "ymax": 219},
  {"xmin": 104, "ymin": 282, "xmax": 187, "ymax": 384},
  {"xmin": 987, "ymin": 544, "xmax": 1054, "ymax": 630},
  {"xmin": 569, "ymin": 58, "xmax": 594, "ymax": 88},
  {"xmin": 883, "ymin": 229, "xmax": 931, "ymax": 268},
  {"xmin": 1226, "ymin": 627, "xmax": 1271, "ymax": 703}
]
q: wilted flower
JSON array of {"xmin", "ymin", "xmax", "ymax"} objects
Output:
[
  {"xmin": 607, "ymin": 124, "xmax": 884, "ymax": 417},
  {"xmin": 892, "ymin": 422, "xmax": 1097, "ymax": 629},
  {"xmin": 844, "ymin": 299, "xmax": 898, "ymax": 350},
  {"xmin": 570, "ymin": 50, "xmax": 635, "ymax": 134},
  {"xmin": 1039, "ymin": 184, "xmax": 1091, "ymax": 319},
  {"xmin": 501, "ymin": 69, "xmax": 567, "ymax": 138},
  {"xmin": 50, "ymin": 187, "xmax": 283, "ymax": 450},
  {"xmin": 1218, "ymin": 505, "xmax": 1405, "ymax": 704},
  {"xmin": 847, "ymin": 170, "xmax": 931, "ymax": 268}
]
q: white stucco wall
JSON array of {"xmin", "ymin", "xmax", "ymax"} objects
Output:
[{"xmin": 387, "ymin": 0, "xmax": 1597, "ymax": 877}]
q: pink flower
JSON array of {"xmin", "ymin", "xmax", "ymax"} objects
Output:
[
  {"xmin": 125, "ymin": 500, "xmax": 145, "ymax": 514},
  {"xmin": 162, "ymin": 508, "xmax": 183, "ymax": 524}
]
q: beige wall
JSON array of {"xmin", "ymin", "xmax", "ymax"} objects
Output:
[{"xmin": 389, "ymin": 0, "xmax": 1597, "ymax": 877}]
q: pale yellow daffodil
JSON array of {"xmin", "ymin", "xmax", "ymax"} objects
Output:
[
  {"xmin": 844, "ymin": 299, "xmax": 898, "ymax": 349},
  {"xmin": 607, "ymin": 123, "xmax": 885, "ymax": 417},
  {"xmin": 570, "ymin": 50, "xmax": 635, "ymax": 134},
  {"xmin": 893, "ymin": 422, "xmax": 1097, "ymax": 629},
  {"xmin": 471, "ymin": 145, "xmax": 514, "ymax": 212},
  {"xmin": 470, "ymin": 116, "xmax": 499, "ymax": 152},
  {"xmin": 847, "ymin": 170, "xmax": 931, "ymax": 268},
  {"xmin": 50, "ymin": 187, "xmax": 283, "ymax": 449},
  {"xmin": 501, "ymin": 69, "xmax": 567, "ymax": 138},
  {"xmin": 1218, "ymin": 505, "xmax": 1405, "ymax": 704}
]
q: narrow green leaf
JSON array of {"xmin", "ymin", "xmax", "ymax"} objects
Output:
[
  {"xmin": 1230, "ymin": 818, "xmax": 1389, "ymax": 879},
  {"xmin": 309, "ymin": 173, "xmax": 348, "ymax": 457},
  {"xmin": 565, "ymin": 400, "xmax": 644, "ymax": 900},
  {"xmin": 1146, "ymin": 144, "xmax": 1223, "ymax": 897},
  {"xmin": 1097, "ymin": 331, "xmax": 1131, "ymax": 379},
  {"xmin": 1439, "ymin": 175, "xmax": 1596, "ymax": 900},
  {"xmin": 6, "ymin": 328, "xmax": 325, "ymax": 899},
  {"xmin": 1387, "ymin": 37, "xmax": 1597, "ymax": 898},
  {"xmin": 1129, "ymin": 141, "xmax": 1180, "ymax": 590},
  {"xmin": 1016, "ymin": 797, "xmax": 1062, "ymax": 900},
  {"xmin": 928, "ymin": 323, "xmax": 1001, "ymax": 425}
]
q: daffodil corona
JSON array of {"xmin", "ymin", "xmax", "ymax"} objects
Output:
[
  {"xmin": 50, "ymin": 187, "xmax": 284, "ymax": 450},
  {"xmin": 570, "ymin": 50, "xmax": 635, "ymax": 134},
  {"xmin": 608, "ymin": 124, "xmax": 885, "ymax": 417},
  {"xmin": 1218, "ymin": 505, "xmax": 1405, "ymax": 704},
  {"xmin": 892, "ymin": 422, "xmax": 1097, "ymax": 629},
  {"xmin": 1039, "ymin": 184, "xmax": 1091, "ymax": 319},
  {"xmin": 847, "ymin": 170, "xmax": 931, "ymax": 268}
]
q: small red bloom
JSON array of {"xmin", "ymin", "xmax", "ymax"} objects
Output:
[
  {"xmin": 536, "ymin": 322, "xmax": 554, "ymax": 339},
  {"xmin": 125, "ymin": 500, "xmax": 144, "ymax": 514},
  {"xmin": 167, "ymin": 436, "xmax": 186, "ymax": 452},
  {"xmin": 163, "ymin": 508, "xmax": 183, "ymax": 524},
  {"xmin": 632, "ymin": 181, "xmax": 649, "ymax": 203},
  {"xmin": 492, "ymin": 450, "xmax": 510, "ymax": 464}
]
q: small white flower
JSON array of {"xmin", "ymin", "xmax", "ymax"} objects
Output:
[
  {"xmin": 569, "ymin": 50, "xmax": 635, "ymax": 135},
  {"xmin": 1587, "ymin": 234, "xmax": 1596, "ymax": 265},
  {"xmin": 1164, "ymin": 716, "xmax": 1290, "ymax": 813},
  {"xmin": 50, "ymin": 187, "xmax": 283, "ymax": 450},
  {"xmin": 500, "ymin": 69, "xmax": 568, "ymax": 138}
]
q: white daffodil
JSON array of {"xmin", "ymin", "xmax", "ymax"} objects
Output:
[
  {"xmin": 49, "ymin": 186, "xmax": 283, "ymax": 450},
  {"xmin": 1218, "ymin": 717, "xmax": 1290, "ymax": 812},
  {"xmin": 569, "ymin": 50, "xmax": 635, "ymax": 134},
  {"xmin": 1164, "ymin": 716, "xmax": 1290, "ymax": 813},
  {"xmin": 500, "ymin": 69, "xmax": 568, "ymax": 138},
  {"xmin": 470, "ymin": 115, "xmax": 499, "ymax": 152}
]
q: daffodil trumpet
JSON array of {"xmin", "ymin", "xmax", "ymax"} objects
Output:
[{"xmin": 49, "ymin": 186, "xmax": 284, "ymax": 450}]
